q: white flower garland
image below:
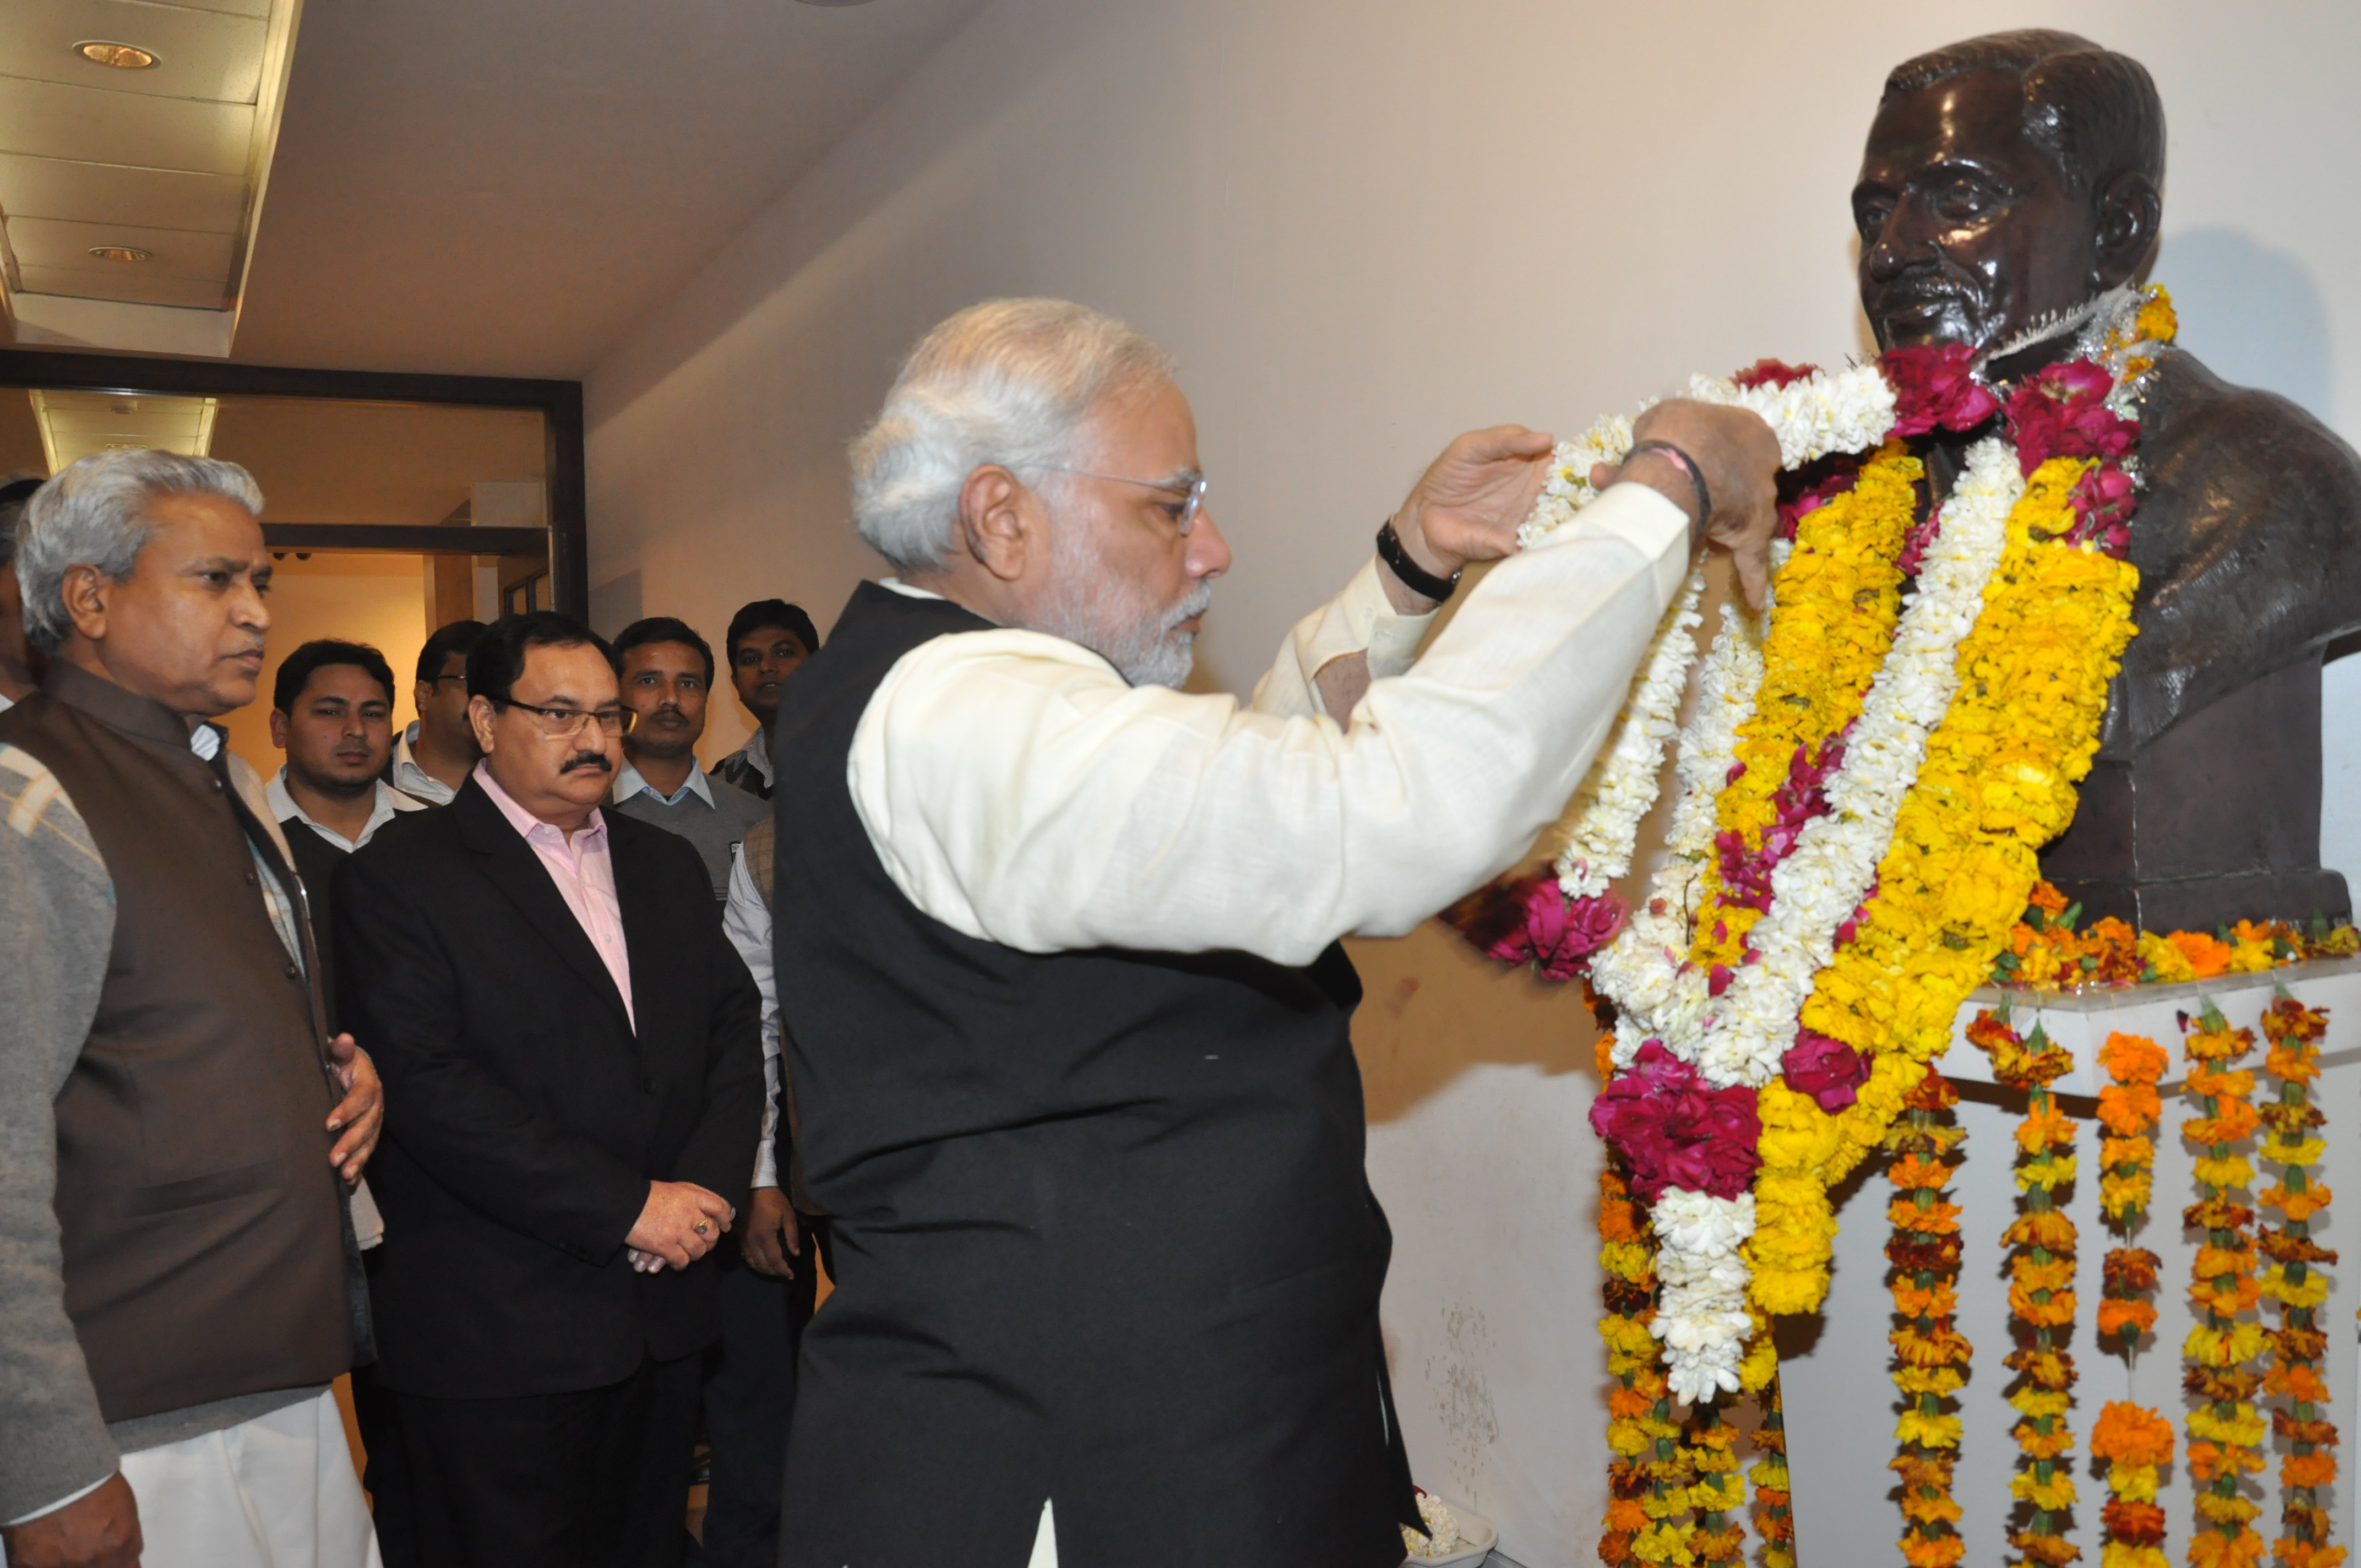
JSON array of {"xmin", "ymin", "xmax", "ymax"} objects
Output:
[
  {"xmin": 1650, "ymin": 1189, "xmax": 1758, "ymax": 1402},
  {"xmin": 1551, "ymin": 569, "xmax": 1706, "ymax": 899},
  {"xmin": 1687, "ymin": 438, "xmax": 2021, "ymax": 1088}
]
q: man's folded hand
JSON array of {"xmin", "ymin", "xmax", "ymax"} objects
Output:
[{"xmin": 625, "ymin": 1180, "xmax": 735, "ymax": 1272}]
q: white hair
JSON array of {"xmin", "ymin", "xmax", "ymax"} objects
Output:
[
  {"xmin": 15, "ymin": 449, "xmax": 265, "ymax": 653},
  {"xmin": 850, "ymin": 298, "xmax": 1178, "ymax": 571}
]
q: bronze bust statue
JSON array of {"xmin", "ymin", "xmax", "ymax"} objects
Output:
[{"xmin": 1853, "ymin": 30, "xmax": 2361, "ymax": 932}]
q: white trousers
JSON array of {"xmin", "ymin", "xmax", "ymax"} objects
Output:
[{"xmin": 118, "ymin": 1391, "xmax": 379, "ymax": 1568}]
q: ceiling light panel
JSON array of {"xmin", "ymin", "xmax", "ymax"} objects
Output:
[
  {"xmin": 0, "ymin": 0, "xmax": 303, "ymax": 355},
  {"xmin": 1, "ymin": 2, "xmax": 265, "ymax": 102}
]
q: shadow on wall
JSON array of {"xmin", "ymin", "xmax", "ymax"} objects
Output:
[
  {"xmin": 2159, "ymin": 225, "xmax": 2336, "ymax": 425},
  {"xmin": 589, "ymin": 569, "xmax": 644, "ymax": 639}
]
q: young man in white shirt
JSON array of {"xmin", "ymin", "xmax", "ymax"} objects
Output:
[
  {"xmin": 269, "ymin": 640, "xmax": 427, "ymax": 857},
  {"xmin": 388, "ymin": 619, "xmax": 486, "ymax": 806}
]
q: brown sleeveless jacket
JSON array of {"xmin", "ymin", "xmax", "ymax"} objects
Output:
[{"xmin": 0, "ymin": 666, "xmax": 353, "ymax": 1421}]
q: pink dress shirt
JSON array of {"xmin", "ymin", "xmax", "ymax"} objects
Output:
[{"xmin": 475, "ymin": 762, "xmax": 635, "ymax": 1030}]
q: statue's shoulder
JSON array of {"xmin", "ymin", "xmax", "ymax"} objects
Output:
[{"xmin": 2139, "ymin": 348, "xmax": 2361, "ymax": 514}]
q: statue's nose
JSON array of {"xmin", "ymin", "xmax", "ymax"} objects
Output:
[{"xmin": 1864, "ymin": 207, "xmax": 1939, "ymax": 282}]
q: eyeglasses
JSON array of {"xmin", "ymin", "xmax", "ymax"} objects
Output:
[
  {"xmin": 499, "ymin": 698, "xmax": 635, "ymax": 739},
  {"xmin": 1033, "ymin": 466, "xmax": 1207, "ymax": 535}
]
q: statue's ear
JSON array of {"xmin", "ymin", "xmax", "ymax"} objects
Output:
[{"xmin": 2092, "ymin": 171, "xmax": 2162, "ymax": 290}]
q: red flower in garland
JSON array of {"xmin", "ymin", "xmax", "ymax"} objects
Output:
[
  {"xmin": 2003, "ymin": 360, "xmax": 2138, "ymax": 476},
  {"xmin": 1776, "ymin": 458, "xmax": 1865, "ymax": 541},
  {"xmin": 1879, "ymin": 344, "xmax": 2001, "ymax": 437},
  {"xmin": 2066, "ymin": 462, "xmax": 2137, "ymax": 556},
  {"xmin": 1734, "ymin": 358, "xmax": 1819, "ymax": 390},
  {"xmin": 1783, "ymin": 1028, "xmax": 1870, "ymax": 1111},
  {"xmin": 1588, "ymin": 1041, "xmax": 1763, "ymax": 1202},
  {"xmin": 1439, "ymin": 872, "xmax": 1625, "ymax": 981}
]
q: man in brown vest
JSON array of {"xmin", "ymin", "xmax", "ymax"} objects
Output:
[{"xmin": 0, "ymin": 450, "xmax": 383, "ymax": 1568}]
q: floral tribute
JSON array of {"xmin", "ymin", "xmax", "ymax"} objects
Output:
[
  {"xmin": 1748, "ymin": 1382, "xmax": 1794, "ymax": 1568},
  {"xmin": 2090, "ymin": 1402, "xmax": 2175, "ymax": 1568},
  {"xmin": 1971, "ymin": 1005, "xmax": 2084, "ymax": 1567},
  {"xmin": 2179, "ymin": 1001, "xmax": 2268, "ymax": 1568},
  {"xmin": 2256, "ymin": 996, "xmax": 2341, "ymax": 1568},
  {"xmin": 1992, "ymin": 881, "xmax": 2359, "ymax": 992},
  {"xmin": 1886, "ymin": 1067, "xmax": 1971, "ymax": 1568},
  {"xmin": 2097, "ymin": 1033, "xmax": 2168, "ymax": 1356}
]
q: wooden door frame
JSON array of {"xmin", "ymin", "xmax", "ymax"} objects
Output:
[{"xmin": 0, "ymin": 349, "xmax": 588, "ymax": 617}]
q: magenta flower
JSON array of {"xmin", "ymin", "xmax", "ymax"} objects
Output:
[
  {"xmin": 1591, "ymin": 1041, "xmax": 1764, "ymax": 1201},
  {"xmin": 1881, "ymin": 343, "xmax": 2001, "ymax": 437},
  {"xmin": 1782, "ymin": 1029, "xmax": 1870, "ymax": 1112},
  {"xmin": 2004, "ymin": 360, "xmax": 2136, "ymax": 476}
]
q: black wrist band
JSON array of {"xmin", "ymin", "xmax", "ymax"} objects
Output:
[
  {"xmin": 1625, "ymin": 440, "xmax": 1712, "ymax": 545},
  {"xmin": 1376, "ymin": 518, "xmax": 1462, "ymax": 602}
]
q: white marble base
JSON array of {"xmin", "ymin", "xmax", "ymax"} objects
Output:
[{"xmin": 1781, "ymin": 961, "xmax": 2361, "ymax": 1564}]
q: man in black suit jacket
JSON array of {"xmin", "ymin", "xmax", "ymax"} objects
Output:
[{"xmin": 338, "ymin": 612, "xmax": 763, "ymax": 1568}]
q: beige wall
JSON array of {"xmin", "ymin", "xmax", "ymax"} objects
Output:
[
  {"xmin": 224, "ymin": 552, "xmax": 427, "ymax": 782},
  {"xmin": 583, "ymin": 3, "xmax": 2361, "ymax": 1560}
]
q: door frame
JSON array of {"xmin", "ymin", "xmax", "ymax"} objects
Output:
[{"xmin": 0, "ymin": 348, "xmax": 587, "ymax": 616}]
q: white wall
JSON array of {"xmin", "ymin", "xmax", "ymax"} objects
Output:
[{"xmin": 585, "ymin": 4, "xmax": 2361, "ymax": 1561}]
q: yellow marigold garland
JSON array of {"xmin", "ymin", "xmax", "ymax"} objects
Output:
[
  {"xmin": 1748, "ymin": 456, "xmax": 2141, "ymax": 1322},
  {"xmin": 2257, "ymin": 995, "xmax": 2342, "ymax": 1568},
  {"xmin": 1886, "ymin": 1066, "xmax": 1970, "ymax": 1568},
  {"xmin": 1690, "ymin": 442, "xmax": 1917, "ymax": 973},
  {"xmin": 1599, "ymin": 1161, "xmax": 1667, "ymax": 1566},
  {"xmin": 2180, "ymin": 1000, "xmax": 2267, "ymax": 1568},
  {"xmin": 1972, "ymin": 1004, "xmax": 2084, "ymax": 1567},
  {"xmin": 2098, "ymin": 1033, "xmax": 2168, "ymax": 1355},
  {"xmin": 2091, "ymin": 1401, "xmax": 2175, "ymax": 1568},
  {"xmin": 1749, "ymin": 1379, "xmax": 1794, "ymax": 1568}
]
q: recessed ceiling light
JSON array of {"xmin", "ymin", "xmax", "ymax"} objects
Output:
[
  {"xmin": 87, "ymin": 246, "xmax": 152, "ymax": 264},
  {"xmin": 75, "ymin": 40, "xmax": 159, "ymax": 69}
]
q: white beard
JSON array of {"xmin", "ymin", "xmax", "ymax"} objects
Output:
[{"xmin": 1031, "ymin": 526, "xmax": 1211, "ymax": 689}]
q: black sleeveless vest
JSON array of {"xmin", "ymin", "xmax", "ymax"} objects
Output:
[{"xmin": 775, "ymin": 582, "xmax": 1415, "ymax": 1568}]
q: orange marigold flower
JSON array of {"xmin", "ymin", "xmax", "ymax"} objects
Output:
[
  {"xmin": 2026, "ymin": 881, "xmax": 2068, "ymax": 917},
  {"xmin": 1605, "ymin": 1498, "xmax": 1649, "ymax": 1531},
  {"xmin": 2089, "ymin": 1401, "xmax": 2175, "ymax": 1467},
  {"xmin": 2002, "ymin": 1212, "xmax": 2080, "ymax": 1252},
  {"xmin": 2169, "ymin": 929, "xmax": 2234, "ymax": 979},
  {"xmin": 2094, "ymin": 1298, "xmax": 2157, "ymax": 1338},
  {"xmin": 1889, "ymin": 1196, "xmax": 1963, "ymax": 1233},
  {"xmin": 1900, "ymin": 1536, "xmax": 1967, "ymax": 1568},
  {"xmin": 2009, "ymin": 1529, "xmax": 2081, "ymax": 1566},
  {"xmin": 2186, "ymin": 1529, "xmax": 2266, "ymax": 1568},
  {"xmin": 1890, "ymin": 1152, "xmax": 1954, "ymax": 1189},
  {"xmin": 2098, "ymin": 1087, "xmax": 2161, "ymax": 1137},
  {"xmin": 2262, "ymin": 1362, "xmax": 2331, "ymax": 1403},
  {"xmin": 2013, "ymin": 1256, "xmax": 2077, "ymax": 1294},
  {"xmin": 2259, "ymin": 1182, "xmax": 2335, "ymax": 1222},
  {"xmin": 2100, "ymin": 1031, "xmax": 2168, "ymax": 1087},
  {"xmin": 2007, "ymin": 1284, "xmax": 2078, "ymax": 1326},
  {"xmin": 2271, "ymin": 1542, "xmax": 2348, "ymax": 1568},
  {"xmin": 2281, "ymin": 1451, "xmax": 2339, "ymax": 1490}
]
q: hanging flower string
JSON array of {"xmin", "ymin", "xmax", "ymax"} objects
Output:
[
  {"xmin": 1598, "ymin": 1163, "xmax": 1668, "ymax": 1567},
  {"xmin": 1970, "ymin": 1005, "xmax": 2082, "ymax": 1567},
  {"xmin": 1749, "ymin": 1378, "xmax": 1794, "ymax": 1568},
  {"xmin": 1886, "ymin": 1066, "xmax": 1970, "ymax": 1568},
  {"xmin": 2180, "ymin": 1000, "xmax": 2267, "ymax": 1568},
  {"xmin": 2097, "ymin": 1032, "xmax": 2167, "ymax": 1356},
  {"xmin": 2090, "ymin": 1402, "xmax": 2174, "ymax": 1568},
  {"xmin": 2257, "ymin": 995, "xmax": 2341, "ymax": 1568}
]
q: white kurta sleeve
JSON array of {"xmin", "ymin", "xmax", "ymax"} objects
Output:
[
  {"xmin": 848, "ymin": 482, "xmax": 1691, "ymax": 967},
  {"xmin": 1248, "ymin": 559, "xmax": 1438, "ymax": 718},
  {"xmin": 721, "ymin": 845, "xmax": 784, "ymax": 1190}
]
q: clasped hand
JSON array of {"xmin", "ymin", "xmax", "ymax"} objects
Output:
[{"xmin": 625, "ymin": 1180, "xmax": 735, "ymax": 1273}]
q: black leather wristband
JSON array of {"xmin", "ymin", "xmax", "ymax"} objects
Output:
[{"xmin": 1375, "ymin": 518, "xmax": 1462, "ymax": 602}]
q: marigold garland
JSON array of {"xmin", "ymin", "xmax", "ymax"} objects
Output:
[
  {"xmin": 2091, "ymin": 1401, "xmax": 2174, "ymax": 1568},
  {"xmin": 1749, "ymin": 1380, "xmax": 1794, "ymax": 1568},
  {"xmin": 2098, "ymin": 1032, "xmax": 2168, "ymax": 1356},
  {"xmin": 2180, "ymin": 1000, "xmax": 2267, "ymax": 1568},
  {"xmin": 1598, "ymin": 1163, "xmax": 1667, "ymax": 1567},
  {"xmin": 2257, "ymin": 995, "xmax": 2342, "ymax": 1568},
  {"xmin": 1992, "ymin": 883, "xmax": 2359, "ymax": 991},
  {"xmin": 1972, "ymin": 1005, "xmax": 2084, "ymax": 1567},
  {"xmin": 1886, "ymin": 1066, "xmax": 1970, "ymax": 1568}
]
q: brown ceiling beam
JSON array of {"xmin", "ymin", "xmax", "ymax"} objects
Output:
[{"xmin": 262, "ymin": 524, "xmax": 548, "ymax": 555}]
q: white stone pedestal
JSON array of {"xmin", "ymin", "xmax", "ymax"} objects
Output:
[{"xmin": 1780, "ymin": 959, "xmax": 2361, "ymax": 1564}]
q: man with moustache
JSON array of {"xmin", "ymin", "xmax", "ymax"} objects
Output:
[
  {"xmin": 1852, "ymin": 30, "xmax": 2361, "ymax": 927},
  {"xmin": 709, "ymin": 601, "xmax": 818, "ymax": 801},
  {"xmin": 335, "ymin": 611, "xmax": 763, "ymax": 1567},
  {"xmin": 772, "ymin": 298, "xmax": 1780, "ymax": 1567},
  {"xmin": 0, "ymin": 450, "xmax": 383, "ymax": 1568},
  {"xmin": 610, "ymin": 616, "xmax": 766, "ymax": 901}
]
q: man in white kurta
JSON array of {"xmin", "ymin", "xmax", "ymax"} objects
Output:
[{"xmin": 772, "ymin": 298, "xmax": 1779, "ymax": 1568}]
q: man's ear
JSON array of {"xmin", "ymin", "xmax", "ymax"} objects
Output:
[
  {"xmin": 956, "ymin": 465, "xmax": 1035, "ymax": 584},
  {"xmin": 269, "ymin": 708, "xmax": 291, "ymax": 749},
  {"xmin": 467, "ymin": 694, "xmax": 500, "ymax": 754},
  {"xmin": 2092, "ymin": 171, "xmax": 2161, "ymax": 291},
  {"xmin": 59, "ymin": 563, "xmax": 111, "ymax": 644}
]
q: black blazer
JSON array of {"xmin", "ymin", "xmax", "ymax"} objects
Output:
[{"xmin": 335, "ymin": 778, "xmax": 764, "ymax": 1398}]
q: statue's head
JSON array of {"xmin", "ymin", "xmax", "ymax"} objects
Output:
[{"xmin": 1856, "ymin": 31, "xmax": 2165, "ymax": 365}]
